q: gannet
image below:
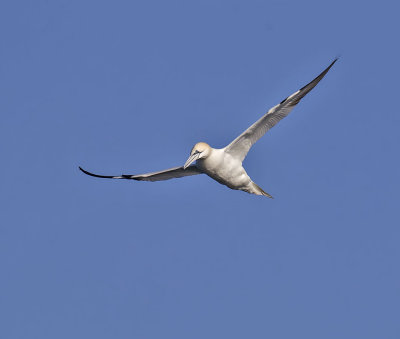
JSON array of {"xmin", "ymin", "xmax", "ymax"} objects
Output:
[{"xmin": 80, "ymin": 59, "xmax": 337, "ymax": 197}]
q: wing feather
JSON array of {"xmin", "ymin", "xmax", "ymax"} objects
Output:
[
  {"xmin": 225, "ymin": 59, "xmax": 337, "ymax": 161},
  {"xmin": 79, "ymin": 165, "xmax": 202, "ymax": 182}
]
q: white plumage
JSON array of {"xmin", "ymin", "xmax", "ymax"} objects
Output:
[{"xmin": 80, "ymin": 59, "xmax": 337, "ymax": 197}]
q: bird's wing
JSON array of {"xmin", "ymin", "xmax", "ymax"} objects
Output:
[
  {"xmin": 79, "ymin": 165, "xmax": 202, "ymax": 182},
  {"xmin": 225, "ymin": 59, "xmax": 337, "ymax": 162}
]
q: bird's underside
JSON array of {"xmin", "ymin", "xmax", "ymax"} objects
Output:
[{"xmin": 79, "ymin": 59, "xmax": 337, "ymax": 197}]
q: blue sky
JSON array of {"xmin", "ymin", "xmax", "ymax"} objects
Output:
[{"xmin": 1, "ymin": 0, "xmax": 399, "ymax": 338}]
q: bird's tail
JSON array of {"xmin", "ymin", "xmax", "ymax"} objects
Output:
[{"xmin": 251, "ymin": 182, "xmax": 273, "ymax": 199}]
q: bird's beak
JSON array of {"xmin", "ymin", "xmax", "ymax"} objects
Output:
[{"xmin": 184, "ymin": 153, "xmax": 200, "ymax": 169}]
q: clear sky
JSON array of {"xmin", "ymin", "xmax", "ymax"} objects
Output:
[{"xmin": 1, "ymin": 1, "xmax": 399, "ymax": 338}]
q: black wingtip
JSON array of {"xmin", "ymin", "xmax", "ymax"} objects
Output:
[
  {"xmin": 329, "ymin": 57, "xmax": 339, "ymax": 68},
  {"xmin": 79, "ymin": 166, "xmax": 95, "ymax": 177},
  {"xmin": 78, "ymin": 166, "xmax": 117, "ymax": 179},
  {"xmin": 297, "ymin": 58, "xmax": 338, "ymax": 92},
  {"xmin": 79, "ymin": 166, "xmax": 90, "ymax": 175},
  {"xmin": 320, "ymin": 57, "xmax": 338, "ymax": 76},
  {"xmin": 322, "ymin": 57, "xmax": 339, "ymax": 76}
]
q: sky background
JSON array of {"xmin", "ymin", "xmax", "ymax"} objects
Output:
[{"xmin": 1, "ymin": 0, "xmax": 399, "ymax": 338}]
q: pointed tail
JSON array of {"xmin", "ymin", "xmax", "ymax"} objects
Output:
[{"xmin": 252, "ymin": 182, "xmax": 274, "ymax": 199}]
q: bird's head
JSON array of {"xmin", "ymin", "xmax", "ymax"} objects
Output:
[{"xmin": 184, "ymin": 142, "xmax": 211, "ymax": 169}]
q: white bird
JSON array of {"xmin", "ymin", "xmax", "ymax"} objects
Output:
[{"xmin": 80, "ymin": 59, "xmax": 337, "ymax": 198}]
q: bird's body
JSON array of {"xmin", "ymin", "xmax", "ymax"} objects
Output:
[
  {"xmin": 198, "ymin": 148, "xmax": 248, "ymax": 190},
  {"xmin": 80, "ymin": 59, "xmax": 337, "ymax": 198},
  {"xmin": 195, "ymin": 146, "xmax": 268, "ymax": 196}
]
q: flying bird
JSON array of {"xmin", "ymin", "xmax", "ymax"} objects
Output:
[{"xmin": 80, "ymin": 59, "xmax": 337, "ymax": 198}]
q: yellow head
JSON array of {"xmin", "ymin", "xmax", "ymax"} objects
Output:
[{"xmin": 184, "ymin": 142, "xmax": 212, "ymax": 169}]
